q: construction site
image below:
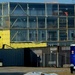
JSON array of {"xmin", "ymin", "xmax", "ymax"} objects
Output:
[{"xmin": 0, "ymin": 2, "xmax": 74, "ymax": 68}]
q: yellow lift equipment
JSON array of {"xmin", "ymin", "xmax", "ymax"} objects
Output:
[{"xmin": 0, "ymin": 30, "xmax": 47, "ymax": 49}]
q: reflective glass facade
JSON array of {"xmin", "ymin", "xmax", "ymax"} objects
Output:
[{"xmin": 0, "ymin": 2, "xmax": 75, "ymax": 46}]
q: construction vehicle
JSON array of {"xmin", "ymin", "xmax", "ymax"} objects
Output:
[{"xmin": 0, "ymin": 30, "xmax": 47, "ymax": 49}]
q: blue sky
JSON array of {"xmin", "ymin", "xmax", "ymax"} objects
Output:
[{"xmin": 0, "ymin": 0, "xmax": 74, "ymax": 4}]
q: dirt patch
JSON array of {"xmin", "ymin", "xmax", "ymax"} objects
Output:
[{"xmin": 0, "ymin": 67, "xmax": 74, "ymax": 75}]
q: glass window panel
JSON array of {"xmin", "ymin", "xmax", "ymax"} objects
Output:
[
  {"xmin": 59, "ymin": 17, "xmax": 66, "ymax": 28},
  {"xmin": 68, "ymin": 17, "xmax": 74, "ymax": 28},
  {"xmin": 47, "ymin": 42, "xmax": 58, "ymax": 46},
  {"xmin": 59, "ymin": 42, "xmax": 68, "ymax": 46},
  {"xmin": 68, "ymin": 30, "xmax": 75, "ymax": 40},
  {"xmin": 3, "ymin": 3, "xmax": 8, "ymax": 15},
  {"xmin": 0, "ymin": 17, "xmax": 3, "ymax": 28},
  {"xmin": 47, "ymin": 4, "xmax": 58, "ymax": 16},
  {"xmin": 59, "ymin": 4, "xmax": 74, "ymax": 16},
  {"xmin": 29, "ymin": 3, "xmax": 45, "ymax": 16},
  {"xmin": 38, "ymin": 17, "xmax": 45, "ymax": 28},
  {"xmin": 48, "ymin": 42, "xmax": 70, "ymax": 46},
  {"xmin": 59, "ymin": 30, "xmax": 67, "ymax": 40},
  {"xmin": 0, "ymin": 4, "xmax": 2, "ymax": 16},
  {"xmin": 47, "ymin": 30, "xmax": 58, "ymax": 41},
  {"xmin": 29, "ymin": 17, "xmax": 37, "ymax": 28},
  {"xmin": 20, "ymin": 3, "xmax": 27, "ymax": 15},
  {"xmin": 47, "ymin": 17, "xmax": 58, "ymax": 28},
  {"xmin": 10, "ymin": 17, "xmax": 27, "ymax": 28},
  {"xmin": 3, "ymin": 17, "xmax": 10, "ymax": 28},
  {"xmin": 29, "ymin": 8, "xmax": 37, "ymax": 16},
  {"xmin": 38, "ymin": 30, "xmax": 46, "ymax": 41},
  {"xmin": 10, "ymin": 3, "xmax": 27, "ymax": 16},
  {"xmin": 29, "ymin": 30, "xmax": 37, "ymax": 41},
  {"xmin": 10, "ymin": 29, "xmax": 27, "ymax": 42}
]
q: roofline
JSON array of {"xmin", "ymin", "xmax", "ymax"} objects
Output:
[{"xmin": 1, "ymin": 2, "xmax": 74, "ymax": 5}]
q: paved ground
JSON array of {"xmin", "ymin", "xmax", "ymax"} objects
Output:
[{"xmin": 0, "ymin": 67, "xmax": 74, "ymax": 75}]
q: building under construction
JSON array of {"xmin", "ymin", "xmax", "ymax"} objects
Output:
[{"xmin": 0, "ymin": 2, "xmax": 74, "ymax": 67}]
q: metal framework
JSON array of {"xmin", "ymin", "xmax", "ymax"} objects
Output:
[{"xmin": 0, "ymin": 2, "xmax": 75, "ymax": 48}]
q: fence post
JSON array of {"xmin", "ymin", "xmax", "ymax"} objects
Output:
[
  {"xmin": 57, "ymin": 52, "xmax": 59, "ymax": 67},
  {"xmin": 57, "ymin": 46, "xmax": 60, "ymax": 67},
  {"xmin": 43, "ymin": 53, "xmax": 45, "ymax": 67}
]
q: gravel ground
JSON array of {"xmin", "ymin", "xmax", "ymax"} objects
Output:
[{"xmin": 0, "ymin": 67, "xmax": 74, "ymax": 75}]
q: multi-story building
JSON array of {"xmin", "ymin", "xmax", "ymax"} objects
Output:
[
  {"xmin": 0, "ymin": 2, "xmax": 74, "ymax": 48},
  {"xmin": 0, "ymin": 2, "xmax": 75, "ymax": 48},
  {"xmin": 0, "ymin": 2, "xmax": 74, "ymax": 67}
]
